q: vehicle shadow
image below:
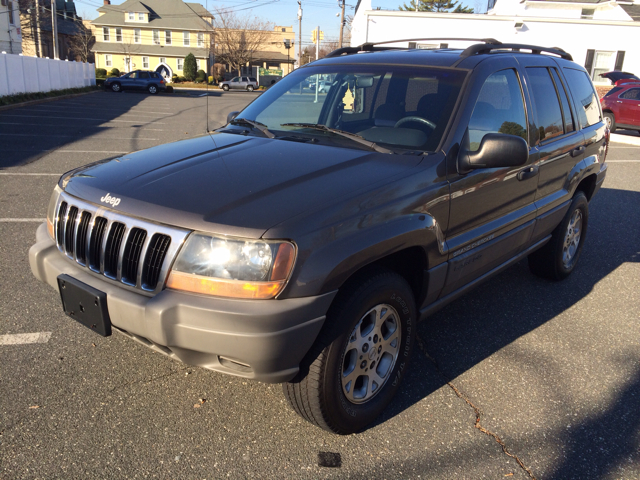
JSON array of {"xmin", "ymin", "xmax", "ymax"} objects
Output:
[
  {"xmin": 0, "ymin": 92, "xmax": 151, "ymax": 169},
  {"xmin": 372, "ymin": 186, "xmax": 640, "ymax": 476}
]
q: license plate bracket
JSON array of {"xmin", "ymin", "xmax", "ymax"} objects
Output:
[{"xmin": 57, "ymin": 274, "xmax": 112, "ymax": 336}]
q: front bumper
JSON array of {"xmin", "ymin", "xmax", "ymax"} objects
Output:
[{"xmin": 29, "ymin": 223, "xmax": 336, "ymax": 383}]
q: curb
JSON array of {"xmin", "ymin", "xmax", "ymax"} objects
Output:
[
  {"xmin": 0, "ymin": 89, "xmax": 102, "ymax": 112},
  {"xmin": 610, "ymin": 133, "xmax": 640, "ymax": 147}
]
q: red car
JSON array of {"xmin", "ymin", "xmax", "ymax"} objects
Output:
[{"xmin": 600, "ymin": 82, "xmax": 640, "ymax": 132}]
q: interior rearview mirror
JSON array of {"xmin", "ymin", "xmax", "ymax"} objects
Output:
[
  {"xmin": 356, "ymin": 76, "xmax": 374, "ymax": 88},
  {"xmin": 227, "ymin": 111, "xmax": 240, "ymax": 124},
  {"xmin": 458, "ymin": 133, "xmax": 528, "ymax": 173}
]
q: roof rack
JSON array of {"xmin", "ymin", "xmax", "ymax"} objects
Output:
[
  {"xmin": 459, "ymin": 43, "xmax": 573, "ymax": 61},
  {"xmin": 325, "ymin": 38, "xmax": 500, "ymax": 58}
]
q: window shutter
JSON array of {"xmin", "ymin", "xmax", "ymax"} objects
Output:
[
  {"xmin": 614, "ymin": 51, "xmax": 625, "ymax": 71},
  {"xmin": 440, "ymin": 43, "xmax": 449, "ymax": 48},
  {"xmin": 408, "ymin": 42, "xmax": 417, "ymax": 49},
  {"xmin": 584, "ymin": 49, "xmax": 595, "ymax": 73}
]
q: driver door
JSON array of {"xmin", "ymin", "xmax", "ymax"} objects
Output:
[{"xmin": 441, "ymin": 66, "xmax": 539, "ymax": 296}]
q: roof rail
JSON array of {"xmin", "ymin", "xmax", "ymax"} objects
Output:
[
  {"xmin": 459, "ymin": 43, "xmax": 573, "ymax": 61},
  {"xmin": 325, "ymin": 38, "xmax": 501, "ymax": 58}
]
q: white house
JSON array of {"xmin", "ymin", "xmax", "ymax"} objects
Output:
[
  {"xmin": 351, "ymin": 0, "xmax": 640, "ymax": 86},
  {"xmin": 0, "ymin": 0, "xmax": 22, "ymax": 54}
]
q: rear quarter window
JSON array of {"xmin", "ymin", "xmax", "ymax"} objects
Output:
[
  {"xmin": 604, "ymin": 86, "xmax": 623, "ymax": 97},
  {"xmin": 563, "ymin": 68, "xmax": 601, "ymax": 128}
]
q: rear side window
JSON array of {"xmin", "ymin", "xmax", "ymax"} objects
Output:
[
  {"xmin": 563, "ymin": 68, "xmax": 601, "ymax": 128},
  {"xmin": 150, "ymin": 72, "xmax": 159, "ymax": 78},
  {"xmin": 468, "ymin": 69, "xmax": 527, "ymax": 151},
  {"xmin": 550, "ymin": 69, "xmax": 575, "ymax": 134},
  {"xmin": 526, "ymin": 67, "xmax": 564, "ymax": 142},
  {"xmin": 140, "ymin": 72, "xmax": 150, "ymax": 79},
  {"xmin": 620, "ymin": 88, "xmax": 640, "ymax": 100}
]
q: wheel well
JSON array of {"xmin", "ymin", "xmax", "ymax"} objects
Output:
[
  {"xmin": 576, "ymin": 174, "xmax": 597, "ymax": 201},
  {"xmin": 337, "ymin": 247, "xmax": 428, "ymax": 308}
]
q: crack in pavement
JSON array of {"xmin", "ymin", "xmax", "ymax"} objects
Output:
[{"xmin": 416, "ymin": 334, "xmax": 537, "ymax": 480}]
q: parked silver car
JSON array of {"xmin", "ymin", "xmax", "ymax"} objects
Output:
[{"xmin": 220, "ymin": 76, "xmax": 259, "ymax": 91}]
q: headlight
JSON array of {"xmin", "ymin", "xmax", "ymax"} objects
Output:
[
  {"xmin": 166, "ymin": 233, "xmax": 296, "ymax": 299},
  {"xmin": 46, "ymin": 186, "xmax": 62, "ymax": 240}
]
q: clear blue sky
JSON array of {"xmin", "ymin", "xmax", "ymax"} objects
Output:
[{"xmin": 77, "ymin": 0, "xmax": 479, "ymax": 56}]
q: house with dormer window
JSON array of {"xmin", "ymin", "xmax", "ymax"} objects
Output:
[{"xmin": 91, "ymin": 0, "xmax": 212, "ymax": 79}]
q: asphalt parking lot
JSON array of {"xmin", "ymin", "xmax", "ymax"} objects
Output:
[{"xmin": 0, "ymin": 90, "xmax": 638, "ymax": 479}]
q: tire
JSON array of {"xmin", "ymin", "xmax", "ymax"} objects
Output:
[
  {"xmin": 283, "ymin": 268, "xmax": 416, "ymax": 434},
  {"xmin": 148, "ymin": 84, "xmax": 158, "ymax": 94},
  {"xmin": 247, "ymin": 85, "xmax": 254, "ymax": 92},
  {"xmin": 528, "ymin": 191, "xmax": 589, "ymax": 280},
  {"xmin": 222, "ymin": 84, "xmax": 229, "ymax": 91},
  {"xmin": 604, "ymin": 112, "xmax": 616, "ymax": 133},
  {"xmin": 111, "ymin": 82, "xmax": 121, "ymax": 92}
]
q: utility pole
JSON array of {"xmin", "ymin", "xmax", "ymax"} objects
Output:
[
  {"xmin": 297, "ymin": 1, "xmax": 302, "ymax": 69},
  {"xmin": 338, "ymin": 0, "xmax": 345, "ymax": 48},
  {"xmin": 51, "ymin": 0, "xmax": 59, "ymax": 59},
  {"xmin": 35, "ymin": 0, "xmax": 43, "ymax": 57},
  {"xmin": 315, "ymin": 25, "xmax": 320, "ymax": 60}
]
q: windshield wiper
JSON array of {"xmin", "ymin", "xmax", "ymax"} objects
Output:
[
  {"xmin": 280, "ymin": 123, "xmax": 393, "ymax": 154},
  {"xmin": 230, "ymin": 118, "xmax": 276, "ymax": 139}
]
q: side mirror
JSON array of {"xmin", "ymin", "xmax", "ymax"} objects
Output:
[
  {"xmin": 458, "ymin": 133, "xmax": 528, "ymax": 173},
  {"xmin": 227, "ymin": 111, "xmax": 240, "ymax": 124}
]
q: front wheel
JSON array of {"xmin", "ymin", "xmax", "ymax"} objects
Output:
[
  {"xmin": 283, "ymin": 269, "xmax": 415, "ymax": 434},
  {"xmin": 528, "ymin": 191, "xmax": 589, "ymax": 280},
  {"xmin": 111, "ymin": 83, "xmax": 121, "ymax": 92},
  {"xmin": 222, "ymin": 84, "xmax": 229, "ymax": 91}
]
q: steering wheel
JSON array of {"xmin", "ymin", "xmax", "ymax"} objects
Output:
[{"xmin": 394, "ymin": 116, "xmax": 436, "ymax": 130}]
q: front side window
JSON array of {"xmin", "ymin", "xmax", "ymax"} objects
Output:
[
  {"xmin": 165, "ymin": 31, "xmax": 172, "ymax": 45},
  {"xmin": 177, "ymin": 58, "xmax": 183, "ymax": 70},
  {"xmin": 105, "ymin": 54, "xmax": 112, "ymax": 67},
  {"xmin": 183, "ymin": 31, "xmax": 190, "ymax": 46},
  {"xmin": 231, "ymin": 77, "xmax": 239, "ymax": 83},
  {"xmin": 563, "ymin": 68, "xmax": 601, "ymax": 128},
  {"xmin": 153, "ymin": 29, "xmax": 159, "ymax": 45},
  {"xmin": 526, "ymin": 67, "xmax": 564, "ymax": 142},
  {"xmin": 103, "ymin": 27, "xmax": 110, "ymax": 42},
  {"xmin": 115, "ymin": 28, "xmax": 122, "ymax": 42},
  {"xmin": 236, "ymin": 65, "xmax": 466, "ymax": 152},
  {"xmin": 143, "ymin": 56, "xmax": 149, "ymax": 69},
  {"xmin": 196, "ymin": 59, "xmax": 201, "ymax": 70},
  {"xmin": 468, "ymin": 69, "xmax": 527, "ymax": 151},
  {"xmin": 198, "ymin": 32, "xmax": 204, "ymax": 47},
  {"xmin": 134, "ymin": 29, "xmax": 141, "ymax": 43}
]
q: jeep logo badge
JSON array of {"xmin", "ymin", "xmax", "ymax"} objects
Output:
[{"xmin": 100, "ymin": 193, "xmax": 121, "ymax": 207}]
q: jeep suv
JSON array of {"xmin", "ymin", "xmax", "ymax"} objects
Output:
[{"xmin": 30, "ymin": 39, "xmax": 608, "ymax": 434}]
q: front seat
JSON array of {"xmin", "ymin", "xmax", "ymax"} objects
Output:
[{"xmin": 374, "ymin": 103, "xmax": 404, "ymax": 127}]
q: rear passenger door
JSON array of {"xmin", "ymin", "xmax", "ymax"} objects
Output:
[
  {"xmin": 443, "ymin": 63, "xmax": 538, "ymax": 296},
  {"xmin": 524, "ymin": 64, "xmax": 585, "ymax": 243},
  {"xmin": 138, "ymin": 71, "xmax": 150, "ymax": 90},
  {"xmin": 614, "ymin": 87, "xmax": 640, "ymax": 126}
]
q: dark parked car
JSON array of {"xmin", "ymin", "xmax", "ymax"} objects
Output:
[
  {"xmin": 601, "ymin": 82, "xmax": 640, "ymax": 132},
  {"xmin": 599, "ymin": 71, "xmax": 640, "ymax": 86},
  {"xmin": 104, "ymin": 70, "xmax": 166, "ymax": 94},
  {"xmin": 219, "ymin": 76, "xmax": 259, "ymax": 91},
  {"xmin": 30, "ymin": 39, "xmax": 608, "ymax": 434}
]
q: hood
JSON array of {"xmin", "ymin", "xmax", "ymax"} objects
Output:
[{"xmin": 62, "ymin": 132, "xmax": 422, "ymax": 238}]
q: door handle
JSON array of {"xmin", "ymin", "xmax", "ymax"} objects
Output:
[
  {"xmin": 617, "ymin": 101, "xmax": 622, "ymax": 103},
  {"xmin": 571, "ymin": 146, "xmax": 585, "ymax": 157},
  {"xmin": 517, "ymin": 165, "xmax": 539, "ymax": 181}
]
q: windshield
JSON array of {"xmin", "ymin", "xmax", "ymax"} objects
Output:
[{"xmin": 233, "ymin": 64, "xmax": 466, "ymax": 152}]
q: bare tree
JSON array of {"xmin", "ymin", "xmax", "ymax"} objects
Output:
[
  {"xmin": 119, "ymin": 39, "xmax": 140, "ymax": 72},
  {"xmin": 213, "ymin": 9, "xmax": 273, "ymax": 76},
  {"xmin": 68, "ymin": 23, "xmax": 95, "ymax": 63}
]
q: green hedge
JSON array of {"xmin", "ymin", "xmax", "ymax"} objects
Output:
[
  {"xmin": 95, "ymin": 68, "xmax": 107, "ymax": 78},
  {"xmin": 0, "ymin": 86, "xmax": 99, "ymax": 107},
  {"xmin": 109, "ymin": 68, "xmax": 120, "ymax": 76}
]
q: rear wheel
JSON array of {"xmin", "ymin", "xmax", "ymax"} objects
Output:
[
  {"xmin": 148, "ymin": 84, "xmax": 158, "ymax": 94},
  {"xmin": 283, "ymin": 269, "xmax": 415, "ymax": 434},
  {"xmin": 247, "ymin": 85, "xmax": 254, "ymax": 92},
  {"xmin": 528, "ymin": 191, "xmax": 589, "ymax": 280},
  {"xmin": 111, "ymin": 82, "xmax": 121, "ymax": 92},
  {"xmin": 604, "ymin": 112, "xmax": 616, "ymax": 133}
]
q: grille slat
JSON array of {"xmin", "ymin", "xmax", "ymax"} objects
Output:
[
  {"xmin": 64, "ymin": 207, "xmax": 79, "ymax": 256},
  {"xmin": 122, "ymin": 228, "xmax": 147, "ymax": 285},
  {"xmin": 75, "ymin": 212, "xmax": 92, "ymax": 265},
  {"xmin": 52, "ymin": 195, "xmax": 185, "ymax": 295},
  {"xmin": 104, "ymin": 222, "xmax": 126, "ymax": 278},
  {"xmin": 142, "ymin": 234, "xmax": 171, "ymax": 289}
]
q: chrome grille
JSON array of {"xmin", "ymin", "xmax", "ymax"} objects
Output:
[{"xmin": 53, "ymin": 191, "xmax": 190, "ymax": 296}]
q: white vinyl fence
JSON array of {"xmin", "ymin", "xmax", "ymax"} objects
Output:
[{"xmin": 0, "ymin": 53, "xmax": 96, "ymax": 97}]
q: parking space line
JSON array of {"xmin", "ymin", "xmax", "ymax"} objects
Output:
[
  {"xmin": 0, "ymin": 173, "xmax": 60, "ymax": 176},
  {"xmin": 0, "ymin": 133, "xmax": 159, "ymax": 140},
  {"xmin": 0, "ymin": 149, "xmax": 129, "ymax": 153},
  {"xmin": 0, "ymin": 218, "xmax": 46, "ymax": 222},
  {"xmin": 0, "ymin": 123, "xmax": 170, "ymax": 131},
  {"xmin": 0, "ymin": 115, "xmax": 166, "ymax": 124},
  {"xmin": 0, "ymin": 332, "xmax": 52, "ymax": 345},
  {"xmin": 606, "ymin": 160, "xmax": 640, "ymax": 163}
]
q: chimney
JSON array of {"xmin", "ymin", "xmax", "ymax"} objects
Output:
[{"xmin": 103, "ymin": 0, "xmax": 110, "ymax": 4}]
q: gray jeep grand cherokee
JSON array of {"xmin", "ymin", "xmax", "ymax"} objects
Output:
[{"xmin": 30, "ymin": 39, "xmax": 608, "ymax": 434}]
